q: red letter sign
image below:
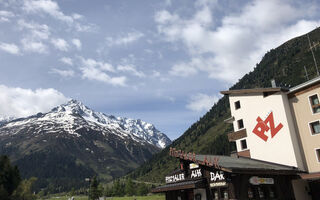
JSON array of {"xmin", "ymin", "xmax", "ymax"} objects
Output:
[{"xmin": 252, "ymin": 112, "xmax": 283, "ymax": 142}]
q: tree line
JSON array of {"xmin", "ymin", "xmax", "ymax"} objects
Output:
[
  {"xmin": 0, "ymin": 155, "xmax": 37, "ymax": 200},
  {"xmin": 88, "ymin": 177, "xmax": 150, "ymax": 199}
]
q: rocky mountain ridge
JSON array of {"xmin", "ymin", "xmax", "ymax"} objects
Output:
[{"xmin": 0, "ymin": 99, "xmax": 171, "ymax": 191}]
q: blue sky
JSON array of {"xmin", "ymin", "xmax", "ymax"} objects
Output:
[{"xmin": 0, "ymin": 0, "xmax": 320, "ymax": 139}]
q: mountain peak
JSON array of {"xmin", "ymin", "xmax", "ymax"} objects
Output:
[{"xmin": 13, "ymin": 99, "xmax": 172, "ymax": 149}]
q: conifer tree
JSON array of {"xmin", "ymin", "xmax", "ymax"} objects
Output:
[
  {"xmin": 125, "ymin": 178, "xmax": 135, "ymax": 196},
  {"xmin": 89, "ymin": 176, "xmax": 101, "ymax": 200}
]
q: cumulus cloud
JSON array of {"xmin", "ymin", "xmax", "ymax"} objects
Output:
[
  {"xmin": 79, "ymin": 57, "xmax": 126, "ymax": 86},
  {"xmin": 117, "ymin": 65, "xmax": 145, "ymax": 78},
  {"xmin": 0, "ymin": 85, "xmax": 68, "ymax": 118},
  {"xmin": 156, "ymin": 0, "xmax": 320, "ymax": 83},
  {"xmin": 21, "ymin": 0, "xmax": 94, "ymax": 32},
  {"xmin": 106, "ymin": 31, "xmax": 144, "ymax": 46},
  {"xmin": 0, "ymin": 42, "xmax": 20, "ymax": 55},
  {"xmin": 186, "ymin": 93, "xmax": 219, "ymax": 112},
  {"xmin": 0, "ymin": 10, "xmax": 15, "ymax": 22},
  {"xmin": 59, "ymin": 57, "xmax": 73, "ymax": 66},
  {"xmin": 72, "ymin": 38, "xmax": 82, "ymax": 50},
  {"xmin": 50, "ymin": 68, "xmax": 74, "ymax": 77},
  {"xmin": 81, "ymin": 66, "xmax": 126, "ymax": 86},
  {"xmin": 79, "ymin": 57, "xmax": 115, "ymax": 72},
  {"xmin": 51, "ymin": 38, "xmax": 69, "ymax": 51},
  {"xmin": 72, "ymin": 13, "xmax": 83, "ymax": 20},
  {"xmin": 18, "ymin": 19, "xmax": 50, "ymax": 40},
  {"xmin": 21, "ymin": 38, "xmax": 48, "ymax": 54},
  {"xmin": 23, "ymin": 0, "xmax": 73, "ymax": 24}
]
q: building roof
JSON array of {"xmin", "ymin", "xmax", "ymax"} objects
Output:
[
  {"xmin": 220, "ymin": 87, "xmax": 288, "ymax": 95},
  {"xmin": 194, "ymin": 154, "xmax": 300, "ymax": 174},
  {"xmin": 287, "ymin": 76, "xmax": 320, "ymax": 98}
]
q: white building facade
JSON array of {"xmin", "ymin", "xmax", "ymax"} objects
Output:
[{"xmin": 221, "ymin": 77, "xmax": 320, "ymax": 200}]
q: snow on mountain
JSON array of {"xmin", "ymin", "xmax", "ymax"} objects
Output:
[{"xmin": 1, "ymin": 99, "xmax": 171, "ymax": 148}]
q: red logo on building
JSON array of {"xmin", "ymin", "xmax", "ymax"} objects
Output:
[{"xmin": 252, "ymin": 112, "xmax": 283, "ymax": 142}]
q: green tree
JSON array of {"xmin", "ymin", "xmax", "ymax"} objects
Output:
[
  {"xmin": 12, "ymin": 177, "xmax": 37, "ymax": 200},
  {"xmin": 89, "ymin": 176, "xmax": 101, "ymax": 200},
  {"xmin": 0, "ymin": 155, "xmax": 21, "ymax": 200},
  {"xmin": 103, "ymin": 185, "xmax": 112, "ymax": 197},
  {"xmin": 124, "ymin": 178, "xmax": 135, "ymax": 196},
  {"xmin": 112, "ymin": 179, "xmax": 124, "ymax": 197},
  {"xmin": 137, "ymin": 183, "xmax": 149, "ymax": 196}
]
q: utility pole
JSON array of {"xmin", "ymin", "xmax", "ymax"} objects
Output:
[
  {"xmin": 307, "ymin": 33, "xmax": 319, "ymax": 76},
  {"xmin": 304, "ymin": 66, "xmax": 309, "ymax": 80}
]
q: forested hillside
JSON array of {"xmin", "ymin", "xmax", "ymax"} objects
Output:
[{"xmin": 129, "ymin": 27, "xmax": 320, "ymax": 183}]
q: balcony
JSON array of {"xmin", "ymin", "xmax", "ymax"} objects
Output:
[{"xmin": 227, "ymin": 129, "xmax": 247, "ymax": 142}]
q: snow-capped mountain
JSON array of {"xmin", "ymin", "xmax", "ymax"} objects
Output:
[
  {"xmin": 52, "ymin": 99, "xmax": 171, "ymax": 148},
  {"xmin": 0, "ymin": 99, "xmax": 171, "ymax": 191},
  {"xmin": 1, "ymin": 99, "xmax": 171, "ymax": 148}
]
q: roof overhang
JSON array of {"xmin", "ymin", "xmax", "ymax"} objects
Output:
[{"xmin": 220, "ymin": 87, "xmax": 288, "ymax": 95}]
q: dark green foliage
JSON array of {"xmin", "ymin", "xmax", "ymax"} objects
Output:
[
  {"xmin": 111, "ymin": 179, "xmax": 124, "ymax": 197},
  {"xmin": 124, "ymin": 178, "xmax": 135, "ymax": 196},
  {"xmin": 0, "ymin": 155, "xmax": 21, "ymax": 199},
  {"xmin": 136, "ymin": 183, "xmax": 149, "ymax": 196},
  {"xmin": 130, "ymin": 28, "xmax": 320, "ymax": 183},
  {"xmin": 104, "ymin": 179, "xmax": 152, "ymax": 197},
  {"xmin": 89, "ymin": 176, "xmax": 102, "ymax": 200},
  {"xmin": 11, "ymin": 177, "xmax": 37, "ymax": 200}
]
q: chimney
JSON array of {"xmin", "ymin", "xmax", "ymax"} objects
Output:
[{"xmin": 271, "ymin": 79, "xmax": 276, "ymax": 88}]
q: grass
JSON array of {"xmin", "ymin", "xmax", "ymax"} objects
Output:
[{"xmin": 39, "ymin": 194, "xmax": 165, "ymax": 200}]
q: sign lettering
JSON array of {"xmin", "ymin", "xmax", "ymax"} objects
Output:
[
  {"xmin": 210, "ymin": 182, "xmax": 227, "ymax": 188},
  {"xmin": 191, "ymin": 169, "xmax": 202, "ymax": 178},
  {"xmin": 165, "ymin": 173, "xmax": 185, "ymax": 183},
  {"xmin": 210, "ymin": 171, "xmax": 225, "ymax": 182},
  {"xmin": 252, "ymin": 112, "xmax": 283, "ymax": 142}
]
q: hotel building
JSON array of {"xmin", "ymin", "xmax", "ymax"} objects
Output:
[{"xmin": 152, "ymin": 77, "xmax": 320, "ymax": 199}]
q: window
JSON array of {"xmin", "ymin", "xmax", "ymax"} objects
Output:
[
  {"xmin": 237, "ymin": 119, "xmax": 244, "ymax": 129},
  {"xmin": 310, "ymin": 121, "xmax": 320, "ymax": 135},
  {"xmin": 309, "ymin": 94, "xmax": 320, "ymax": 114},
  {"xmin": 235, "ymin": 101, "xmax": 241, "ymax": 110},
  {"xmin": 240, "ymin": 139, "xmax": 247, "ymax": 150},
  {"xmin": 316, "ymin": 149, "xmax": 320, "ymax": 162}
]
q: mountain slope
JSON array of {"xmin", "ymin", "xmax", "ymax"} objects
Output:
[
  {"xmin": 129, "ymin": 27, "xmax": 320, "ymax": 183},
  {"xmin": 0, "ymin": 100, "xmax": 171, "ymax": 192}
]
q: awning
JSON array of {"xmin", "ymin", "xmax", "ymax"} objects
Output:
[{"xmin": 151, "ymin": 179, "xmax": 206, "ymax": 193}]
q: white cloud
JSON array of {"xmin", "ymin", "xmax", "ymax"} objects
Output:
[
  {"xmin": 79, "ymin": 57, "xmax": 126, "ymax": 86},
  {"xmin": 72, "ymin": 13, "xmax": 83, "ymax": 20},
  {"xmin": 72, "ymin": 38, "xmax": 82, "ymax": 50},
  {"xmin": 51, "ymin": 38, "xmax": 69, "ymax": 51},
  {"xmin": 59, "ymin": 57, "xmax": 73, "ymax": 66},
  {"xmin": 18, "ymin": 19, "xmax": 50, "ymax": 40},
  {"xmin": 0, "ymin": 85, "xmax": 68, "ymax": 118},
  {"xmin": 81, "ymin": 66, "xmax": 126, "ymax": 86},
  {"xmin": 169, "ymin": 62, "xmax": 198, "ymax": 77},
  {"xmin": 106, "ymin": 31, "xmax": 144, "ymax": 46},
  {"xmin": 23, "ymin": 0, "xmax": 73, "ymax": 24},
  {"xmin": 186, "ymin": 93, "xmax": 219, "ymax": 112},
  {"xmin": 21, "ymin": 38, "xmax": 48, "ymax": 54},
  {"xmin": 0, "ymin": 10, "xmax": 14, "ymax": 22},
  {"xmin": 0, "ymin": 42, "xmax": 20, "ymax": 55},
  {"xmin": 50, "ymin": 68, "xmax": 74, "ymax": 77},
  {"xmin": 117, "ymin": 65, "xmax": 145, "ymax": 78},
  {"xmin": 156, "ymin": 0, "xmax": 320, "ymax": 83},
  {"xmin": 79, "ymin": 57, "xmax": 115, "ymax": 72}
]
